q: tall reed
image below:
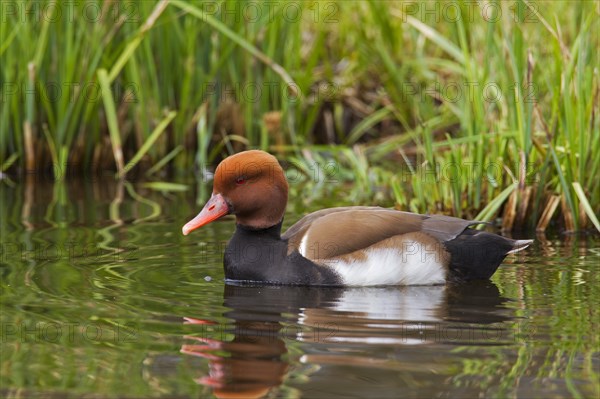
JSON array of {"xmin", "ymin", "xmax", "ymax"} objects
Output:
[{"xmin": 1, "ymin": 0, "xmax": 597, "ymax": 231}]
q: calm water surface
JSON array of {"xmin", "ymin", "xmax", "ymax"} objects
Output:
[{"xmin": 1, "ymin": 179, "xmax": 598, "ymax": 398}]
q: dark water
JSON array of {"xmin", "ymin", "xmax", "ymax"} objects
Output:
[{"xmin": 1, "ymin": 179, "xmax": 598, "ymax": 399}]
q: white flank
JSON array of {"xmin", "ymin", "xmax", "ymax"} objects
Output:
[
  {"xmin": 298, "ymin": 232, "xmax": 309, "ymax": 258},
  {"xmin": 328, "ymin": 241, "xmax": 446, "ymax": 286}
]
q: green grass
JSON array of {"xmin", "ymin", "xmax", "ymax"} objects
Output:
[{"xmin": 1, "ymin": 0, "xmax": 598, "ymax": 231}]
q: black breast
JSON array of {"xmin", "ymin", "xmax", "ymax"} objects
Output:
[{"xmin": 224, "ymin": 222, "xmax": 342, "ymax": 286}]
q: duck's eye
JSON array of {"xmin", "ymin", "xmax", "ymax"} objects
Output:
[{"xmin": 235, "ymin": 177, "xmax": 247, "ymax": 185}]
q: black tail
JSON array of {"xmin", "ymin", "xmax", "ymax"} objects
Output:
[{"xmin": 444, "ymin": 229, "xmax": 533, "ymax": 281}]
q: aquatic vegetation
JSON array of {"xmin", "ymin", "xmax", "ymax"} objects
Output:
[{"xmin": 1, "ymin": 1, "xmax": 598, "ymax": 231}]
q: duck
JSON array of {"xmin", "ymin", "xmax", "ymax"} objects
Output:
[{"xmin": 182, "ymin": 150, "xmax": 532, "ymax": 286}]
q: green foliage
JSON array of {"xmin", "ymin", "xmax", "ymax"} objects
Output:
[{"xmin": 0, "ymin": 1, "xmax": 598, "ymax": 230}]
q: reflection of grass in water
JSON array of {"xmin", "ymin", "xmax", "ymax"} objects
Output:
[
  {"xmin": 451, "ymin": 238, "xmax": 600, "ymax": 398},
  {"xmin": 1, "ymin": 227, "xmax": 226, "ymax": 397},
  {"xmin": 0, "ymin": 315, "xmax": 204, "ymax": 397},
  {"xmin": 452, "ymin": 343, "xmax": 598, "ymax": 398},
  {"xmin": 2, "ymin": 237, "xmax": 598, "ymax": 398}
]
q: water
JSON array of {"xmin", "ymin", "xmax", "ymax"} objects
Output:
[{"xmin": 1, "ymin": 179, "xmax": 598, "ymax": 398}]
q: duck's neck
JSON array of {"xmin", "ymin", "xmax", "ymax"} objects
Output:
[
  {"xmin": 224, "ymin": 220, "xmax": 287, "ymax": 282},
  {"xmin": 234, "ymin": 220, "xmax": 283, "ymax": 240}
]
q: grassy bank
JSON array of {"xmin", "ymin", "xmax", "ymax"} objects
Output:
[{"xmin": 1, "ymin": 0, "xmax": 598, "ymax": 232}]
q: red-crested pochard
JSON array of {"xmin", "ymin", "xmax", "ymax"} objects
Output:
[{"xmin": 182, "ymin": 150, "xmax": 532, "ymax": 286}]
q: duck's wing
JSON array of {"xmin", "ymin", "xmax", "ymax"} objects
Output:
[
  {"xmin": 283, "ymin": 206, "xmax": 379, "ymax": 242},
  {"xmin": 283, "ymin": 207, "xmax": 480, "ymax": 261}
]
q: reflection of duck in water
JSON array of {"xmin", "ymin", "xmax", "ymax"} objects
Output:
[
  {"xmin": 181, "ymin": 285, "xmax": 341, "ymax": 398},
  {"xmin": 181, "ymin": 282, "xmax": 509, "ymax": 397},
  {"xmin": 298, "ymin": 281, "xmax": 509, "ymax": 346},
  {"xmin": 182, "ymin": 317, "xmax": 287, "ymax": 399}
]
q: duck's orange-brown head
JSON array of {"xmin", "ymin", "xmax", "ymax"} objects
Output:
[{"xmin": 182, "ymin": 150, "xmax": 288, "ymax": 234}]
